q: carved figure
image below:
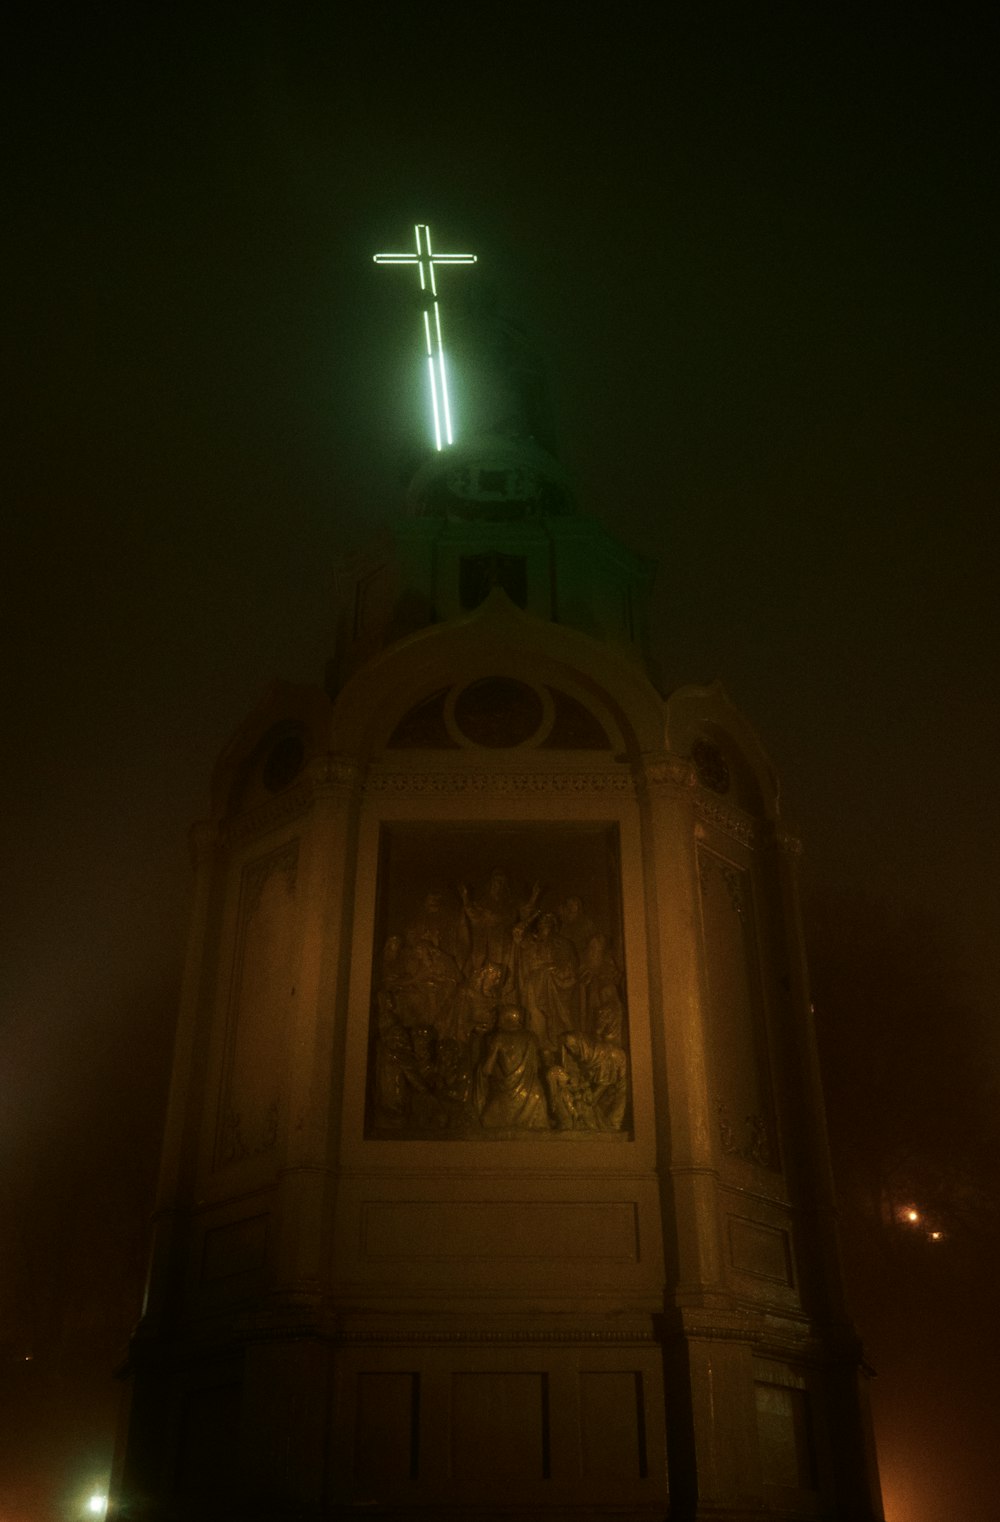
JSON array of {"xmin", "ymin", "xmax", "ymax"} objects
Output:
[
  {"xmin": 405, "ymin": 887, "xmax": 469, "ymax": 968},
  {"xmin": 461, "ymin": 869, "xmax": 540, "ymax": 975},
  {"xmin": 373, "ymin": 1017, "xmax": 448, "ymax": 1130},
  {"xmin": 557, "ymin": 895, "xmax": 599, "ymax": 958},
  {"xmin": 594, "ymin": 997, "xmax": 624, "ymax": 1047},
  {"xmin": 404, "ymin": 937, "xmax": 462, "ymax": 1036},
  {"xmin": 561, "ymin": 1030, "xmax": 628, "ymax": 1131},
  {"xmin": 476, "ymin": 1005, "xmax": 550, "ymax": 1130},
  {"xmin": 374, "ymin": 1021, "xmax": 428, "ymax": 1127},
  {"xmin": 545, "ymin": 1061, "xmax": 585, "ymax": 1131},
  {"xmin": 516, "ymin": 912, "xmax": 578, "ymax": 1051},
  {"xmin": 578, "ymin": 932, "xmax": 622, "ymax": 1035},
  {"xmin": 449, "ymin": 958, "xmax": 506, "ymax": 1048},
  {"xmin": 436, "ymin": 1037, "xmax": 476, "ymax": 1128},
  {"xmin": 376, "ymin": 933, "xmax": 409, "ymax": 1022}
]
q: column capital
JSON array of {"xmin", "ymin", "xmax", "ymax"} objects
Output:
[
  {"xmin": 637, "ymin": 750, "xmax": 696, "ymax": 794},
  {"xmin": 305, "ymin": 752, "xmax": 361, "ymax": 795}
]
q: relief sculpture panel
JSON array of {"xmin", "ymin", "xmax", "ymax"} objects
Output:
[
  {"xmin": 696, "ymin": 845, "xmax": 777, "ymax": 1169},
  {"xmin": 365, "ymin": 825, "xmax": 630, "ymax": 1139}
]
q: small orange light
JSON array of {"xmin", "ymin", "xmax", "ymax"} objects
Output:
[{"xmin": 929, "ymin": 1231, "xmax": 943, "ymax": 1241}]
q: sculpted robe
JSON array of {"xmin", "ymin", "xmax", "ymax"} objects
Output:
[{"xmin": 477, "ymin": 1025, "xmax": 550, "ymax": 1130}]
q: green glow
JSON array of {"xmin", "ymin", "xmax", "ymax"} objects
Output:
[
  {"xmin": 373, "ymin": 223, "xmax": 476, "ymax": 450},
  {"xmin": 426, "ymin": 354, "xmax": 442, "ymax": 450}
]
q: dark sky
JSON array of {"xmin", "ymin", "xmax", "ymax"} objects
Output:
[{"xmin": 3, "ymin": 6, "xmax": 998, "ymax": 1519}]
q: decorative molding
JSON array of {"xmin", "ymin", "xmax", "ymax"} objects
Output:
[
  {"xmin": 636, "ymin": 752, "xmax": 696, "ymax": 792},
  {"xmin": 693, "ymin": 794, "xmax": 756, "ymax": 847},
  {"xmin": 668, "ymin": 1320, "xmax": 819, "ymax": 1354},
  {"xmin": 222, "ymin": 782, "xmax": 313, "ymax": 847},
  {"xmin": 221, "ymin": 756, "xmax": 360, "ymax": 847},
  {"xmin": 333, "ymin": 1328, "xmax": 656, "ymax": 1346},
  {"xmin": 306, "ymin": 753, "xmax": 361, "ymax": 792},
  {"xmin": 718, "ymin": 1102, "xmax": 774, "ymax": 1170},
  {"xmin": 365, "ymin": 769, "xmax": 631, "ymax": 795}
]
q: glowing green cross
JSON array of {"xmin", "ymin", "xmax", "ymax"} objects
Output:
[{"xmin": 374, "ymin": 223, "xmax": 477, "ymax": 450}]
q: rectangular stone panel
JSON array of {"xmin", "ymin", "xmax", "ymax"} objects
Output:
[
  {"xmin": 361, "ymin": 1200, "xmax": 639, "ymax": 1261},
  {"xmin": 579, "ymin": 1370, "xmax": 648, "ymax": 1479},
  {"xmin": 451, "ymin": 1373, "xmax": 549, "ymax": 1481},
  {"xmin": 354, "ymin": 1372, "xmax": 419, "ymax": 1482},
  {"xmin": 728, "ymin": 1215, "xmax": 793, "ymax": 1285},
  {"xmin": 697, "ymin": 844, "xmax": 776, "ymax": 1168},
  {"xmin": 755, "ymin": 1381, "xmax": 817, "ymax": 1489}
]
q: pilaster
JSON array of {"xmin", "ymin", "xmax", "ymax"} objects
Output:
[
  {"xmin": 637, "ymin": 750, "xmax": 727, "ymax": 1301},
  {"xmin": 270, "ymin": 754, "xmax": 362, "ymax": 1301}
]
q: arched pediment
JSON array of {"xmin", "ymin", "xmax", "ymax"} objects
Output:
[{"xmin": 330, "ymin": 588, "xmax": 665, "ymax": 762}]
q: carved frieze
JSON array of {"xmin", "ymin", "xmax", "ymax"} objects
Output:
[
  {"xmin": 222, "ymin": 781, "xmax": 313, "ymax": 847},
  {"xmin": 366, "ymin": 769, "xmax": 631, "ymax": 794},
  {"xmin": 636, "ymin": 752, "xmax": 696, "ymax": 793},
  {"xmin": 717, "ymin": 1102, "xmax": 773, "ymax": 1169},
  {"xmin": 693, "ymin": 794, "xmax": 756, "ymax": 848},
  {"xmin": 307, "ymin": 753, "xmax": 361, "ymax": 791},
  {"xmin": 366, "ymin": 825, "xmax": 630, "ymax": 1139}
]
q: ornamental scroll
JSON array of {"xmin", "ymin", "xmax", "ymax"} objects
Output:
[{"xmin": 365, "ymin": 824, "xmax": 630, "ymax": 1139}]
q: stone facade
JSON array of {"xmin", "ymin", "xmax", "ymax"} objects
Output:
[{"xmin": 113, "ymin": 453, "xmax": 883, "ymax": 1520}]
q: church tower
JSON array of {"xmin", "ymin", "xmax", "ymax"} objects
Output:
[{"xmin": 113, "ymin": 232, "xmax": 883, "ymax": 1521}]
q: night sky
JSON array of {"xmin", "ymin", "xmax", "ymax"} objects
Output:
[{"xmin": 3, "ymin": 7, "xmax": 998, "ymax": 1518}]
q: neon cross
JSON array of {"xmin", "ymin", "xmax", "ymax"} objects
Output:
[{"xmin": 374, "ymin": 224, "xmax": 477, "ymax": 451}]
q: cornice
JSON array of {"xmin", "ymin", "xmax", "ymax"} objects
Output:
[
  {"xmin": 220, "ymin": 780, "xmax": 314, "ymax": 848},
  {"xmin": 693, "ymin": 793, "xmax": 757, "ymax": 849},
  {"xmin": 333, "ymin": 1327, "xmax": 656, "ymax": 1346},
  {"xmin": 218, "ymin": 755, "xmax": 362, "ymax": 848},
  {"xmin": 365, "ymin": 768, "xmax": 632, "ymax": 795},
  {"xmin": 635, "ymin": 751, "xmax": 697, "ymax": 793},
  {"xmin": 305, "ymin": 753, "xmax": 361, "ymax": 792}
]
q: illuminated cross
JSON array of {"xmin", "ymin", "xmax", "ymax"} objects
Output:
[{"xmin": 374, "ymin": 223, "xmax": 477, "ymax": 451}]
